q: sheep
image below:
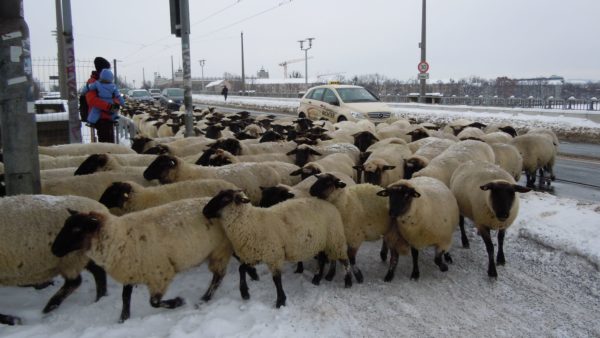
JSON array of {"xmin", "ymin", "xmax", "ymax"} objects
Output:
[
  {"xmin": 410, "ymin": 137, "xmax": 455, "ymax": 160},
  {"xmin": 527, "ymin": 127, "xmax": 559, "ymax": 149},
  {"xmin": 309, "ymin": 174, "xmax": 391, "ymax": 282},
  {"xmin": 290, "ymin": 153, "xmax": 356, "ymax": 181},
  {"xmin": 42, "ymin": 171, "xmax": 157, "ymax": 200},
  {"xmin": 99, "ymin": 179, "xmax": 238, "ymax": 215},
  {"xmin": 143, "ymin": 138, "xmax": 214, "ymax": 157},
  {"xmin": 207, "ymin": 149, "xmax": 295, "ymax": 167},
  {"xmin": 352, "ymin": 131, "xmax": 380, "ymax": 152},
  {"xmin": 51, "ymin": 198, "xmax": 233, "ymax": 322},
  {"xmin": 375, "ymin": 176, "xmax": 459, "ymax": 281},
  {"xmin": 490, "ymin": 143, "xmax": 523, "ymax": 181},
  {"xmin": 39, "ymin": 167, "xmax": 77, "ymax": 180},
  {"xmin": 357, "ymin": 143, "xmax": 412, "ymax": 187},
  {"xmin": 403, "ymin": 155, "xmax": 430, "ymax": 179},
  {"xmin": 480, "ymin": 131, "xmax": 513, "ymax": 144},
  {"xmin": 484, "ymin": 124, "xmax": 518, "ymax": 137},
  {"xmin": 38, "ymin": 143, "xmax": 135, "ymax": 157},
  {"xmin": 73, "ymin": 153, "xmax": 155, "ymax": 176},
  {"xmin": 202, "ymin": 189, "xmax": 353, "ymax": 308},
  {"xmin": 286, "ymin": 143, "xmax": 360, "ymax": 167},
  {"xmin": 143, "ymin": 155, "xmax": 300, "ymax": 203},
  {"xmin": 412, "ymin": 140, "xmax": 495, "ymax": 187},
  {"xmin": 456, "ymin": 127, "xmax": 485, "ymax": 140},
  {"xmin": 449, "ymin": 160, "xmax": 531, "ymax": 277},
  {"xmin": 130, "ymin": 135, "xmax": 179, "ymax": 154},
  {"xmin": 0, "ymin": 195, "xmax": 109, "ymax": 325},
  {"xmin": 509, "ymin": 133, "xmax": 556, "ymax": 187}
]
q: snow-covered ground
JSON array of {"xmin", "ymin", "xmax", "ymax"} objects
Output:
[{"xmin": 1, "ymin": 96, "xmax": 598, "ymax": 336}]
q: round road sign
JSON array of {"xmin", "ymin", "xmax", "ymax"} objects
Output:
[{"xmin": 418, "ymin": 61, "xmax": 429, "ymax": 73}]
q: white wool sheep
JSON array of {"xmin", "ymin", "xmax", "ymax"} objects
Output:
[
  {"xmin": 527, "ymin": 127, "xmax": 559, "ymax": 149},
  {"xmin": 359, "ymin": 143, "xmax": 412, "ymax": 187},
  {"xmin": 143, "ymin": 155, "xmax": 300, "ymax": 203},
  {"xmin": 376, "ymin": 124, "xmax": 412, "ymax": 142},
  {"xmin": 411, "ymin": 138, "xmax": 455, "ymax": 160},
  {"xmin": 39, "ymin": 167, "xmax": 77, "ymax": 180},
  {"xmin": 287, "ymin": 143, "xmax": 360, "ymax": 167},
  {"xmin": 412, "ymin": 140, "xmax": 495, "ymax": 187},
  {"xmin": 456, "ymin": 127, "xmax": 485, "ymax": 140},
  {"xmin": 52, "ymin": 197, "xmax": 233, "ymax": 322},
  {"xmin": 450, "ymin": 160, "xmax": 530, "ymax": 277},
  {"xmin": 40, "ymin": 153, "xmax": 158, "ymax": 171},
  {"xmin": 480, "ymin": 131, "xmax": 513, "ymax": 144},
  {"xmin": 208, "ymin": 149, "xmax": 295, "ymax": 166},
  {"xmin": 144, "ymin": 137, "xmax": 214, "ymax": 157},
  {"xmin": 291, "ymin": 153, "xmax": 356, "ymax": 181},
  {"xmin": 202, "ymin": 190, "xmax": 353, "ymax": 308},
  {"xmin": 42, "ymin": 171, "xmax": 157, "ymax": 200},
  {"xmin": 490, "ymin": 143, "xmax": 523, "ymax": 181},
  {"xmin": 0, "ymin": 195, "xmax": 109, "ymax": 325},
  {"xmin": 509, "ymin": 133, "xmax": 556, "ymax": 187},
  {"xmin": 73, "ymin": 153, "xmax": 153, "ymax": 176},
  {"xmin": 376, "ymin": 176, "xmax": 459, "ymax": 281},
  {"xmin": 99, "ymin": 179, "xmax": 238, "ymax": 215},
  {"xmin": 309, "ymin": 174, "xmax": 390, "ymax": 282},
  {"xmin": 38, "ymin": 143, "xmax": 135, "ymax": 157}
]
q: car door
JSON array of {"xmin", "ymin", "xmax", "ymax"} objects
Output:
[
  {"xmin": 305, "ymin": 88, "xmax": 325, "ymax": 120},
  {"xmin": 321, "ymin": 89, "xmax": 341, "ymax": 122}
]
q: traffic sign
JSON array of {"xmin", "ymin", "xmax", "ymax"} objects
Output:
[
  {"xmin": 418, "ymin": 73, "xmax": 429, "ymax": 80},
  {"xmin": 418, "ymin": 61, "xmax": 429, "ymax": 73}
]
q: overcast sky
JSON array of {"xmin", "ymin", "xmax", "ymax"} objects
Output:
[{"xmin": 24, "ymin": 0, "xmax": 600, "ymax": 87}]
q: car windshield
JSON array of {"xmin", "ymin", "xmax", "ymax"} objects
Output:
[
  {"xmin": 131, "ymin": 90, "xmax": 150, "ymax": 97},
  {"xmin": 167, "ymin": 89, "xmax": 184, "ymax": 97},
  {"xmin": 149, "ymin": 89, "xmax": 160, "ymax": 94},
  {"xmin": 335, "ymin": 88, "xmax": 379, "ymax": 103}
]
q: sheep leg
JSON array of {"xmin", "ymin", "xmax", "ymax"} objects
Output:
[
  {"xmin": 444, "ymin": 252, "xmax": 453, "ymax": 263},
  {"xmin": 119, "ymin": 284, "xmax": 133, "ymax": 323},
  {"xmin": 496, "ymin": 229, "xmax": 506, "ymax": 265},
  {"xmin": 239, "ymin": 264, "xmax": 250, "ymax": 300},
  {"xmin": 459, "ymin": 215, "xmax": 470, "ymax": 248},
  {"xmin": 526, "ymin": 171, "xmax": 535, "ymax": 188},
  {"xmin": 383, "ymin": 248, "xmax": 399, "ymax": 282},
  {"xmin": 338, "ymin": 259, "xmax": 353, "ymax": 288},
  {"xmin": 272, "ymin": 271, "xmax": 287, "ymax": 308},
  {"xmin": 311, "ymin": 252, "xmax": 328, "ymax": 285},
  {"xmin": 0, "ymin": 314, "xmax": 21, "ymax": 326},
  {"xmin": 42, "ymin": 275, "xmax": 82, "ymax": 313},
  {"xmin": 150, "ymin": 294, "xmax": 185, "ymax": 309},
  {"xmin": 347, "ymin": 247, "xmax": 364, "ymax": 283},
  {"xmin": 410, "ymin": 247, "xmax": 420, "ymax": 280},
  {"xmin": 294, "ymin": 262, "xmax": 304, "ymax": 274},
  {"xmin": 434, "ymin": 250, "xmax": 449, "ymax": 272},
  {"xmin": 324, "ymin": 261, "xmax": 336, "ymax": 281},
  {"xmin": 379, "ymin": 241, "xmax": 388, "ymax": 262},
  {"xmin": 85, "ymin": 260, "xmax": 107, "ymax": 301},
  {"xmin": 201, "ymin": 272, "xmax": 224, "ymax": 302},
  {"xmin": 480, "ymin": 228, "xmax": 498, "ymax": 278},
  {"xmin": 234, "ymin": 255, "xmax": 258, "ymax": 281}
]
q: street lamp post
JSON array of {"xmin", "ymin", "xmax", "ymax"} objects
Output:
[
  {"xmin": 298, "ymin": 37, "xmax": 315, "ymax": 88},
  {"xmin": 199, "ymin": 59, "xmax": 205, "ymax": 92}
]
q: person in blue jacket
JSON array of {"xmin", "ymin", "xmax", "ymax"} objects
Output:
[{"xmin": 84, "ymin": 68, "xmax": 124, "ymax": 125}]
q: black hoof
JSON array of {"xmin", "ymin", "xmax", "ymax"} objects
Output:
[
  {"xmin": 311, "ymin": 275, "xmax": 321, "ymax": 286},
  {"xmin": 439, "ymin": 263, "xmax": 448, "ymax": 272},
  {"xmin": 344, "ymin": 274, "xmax": 352, "ymax": 288},
  {"xmin": 118, "ymin": 312, "xmax": 130, "ymax": 323},
  {"xmin": 383, "ymin": 271, "xmax": 394, "ymax": 282},
  {"xmin": 325, "ymin": 270, "xmax": 335, "ymax": 282},
  {"xmin": 497, "ymin": 254, "xmax": 506, "ymax": 265},
  {"xmin": 275, "ymin": 297, "xmax": 286, "ymax": 308},
  {"xmin": 444, "ymin": 252, "xmax": 453, "ymax": 264},
  {"xmin": 0, "ymin": 314, "xmax": 22, "ymax": 326},
  {"xmin": 488, "ymin": 269, "xmax": 498, "ymax": 278},
  {"xmin": 240, "ymin": 287, "xmax": 250, "ymax": 300},
  {"xmin": 410, "ymin": 272, "xmax": 420, "ymax": 280},
  {"xmin": 353, "ymin": 270, "xmax": 364, "ymax": 284},
  {"xmin": 42, "ymin": 302, "xmax": 59, "ymax": 314},
  {"xmin": 380, "ymin": 250, "xmax": 388, "ymax": 262},
  {"xmin": 201, "ymin": 294, "xmax": 211, "ymax": 302},
  {"xmin": 170, "ymin": 297, "xmax": 185, "ymax": 308}
]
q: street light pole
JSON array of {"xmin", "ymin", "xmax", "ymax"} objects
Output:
[
  {"xmin": 299, "ymin": 37, "xmax": 315, "ymax": 89},
  {"xmin": 419, "ymin": 0, "xmax": 427, "ymax": 103},
  {"xmin": 199, "ymin": 59, "xmax": 205, "ymax": 92}
]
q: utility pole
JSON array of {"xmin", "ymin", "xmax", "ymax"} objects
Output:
[
  {"xmin": 59, "ymin": 0, "xmax": 81, "ymax": 143},
  {"xmin": 0, "ymin": 0, "xmax": 41, "ymax": 194},
  {"xmin": 299, "ymin": 37, "xmax": 315, "ymax": 89},
  {"xmin": 113, "ymin": 58, "xmax": 118, "ymax": 85},
  {"xmin": 142, "ymin": 67, "xmax": 146, "ymax": 88},
  {"xmin": 419, "ymin": 0, "xmax": 427, "ymax": 103},
  {"xmin": 178, "ymin": 0, "xmax": 194, "ymax": 137},
  {"xmin": 241, "ymin": 31, "xmax": 246, "ymax": 96},
  {"xmin": 198, "ymin": 59, "xmax": 205, "ymax": 92},
  {"xmin": 54, "ymin": 0, "xmax": 67, "ymax": 98},
  {"xmin": 171, "ymin": 55, "xmax": 175, "ymax": 85}
]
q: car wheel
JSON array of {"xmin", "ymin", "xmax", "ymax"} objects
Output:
[
  {"xmin": 337, "ymin": 115, "xmax": 347, "ymax": 122},
  {"xmin": 298, "ymin": 112, "xmax": 306, "ymax": 118}
]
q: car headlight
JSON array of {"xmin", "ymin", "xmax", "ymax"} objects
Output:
[
  {"xmin": 350, "ymin": 111, "xmax": 364, "ymax": 119},
  {"xmin": 167, "ymin": 99, "xmax": 174, "ymax": 103}
]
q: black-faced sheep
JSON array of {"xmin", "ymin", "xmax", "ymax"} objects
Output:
[
  {"xmin": 449, "ymin": 160, "xmax": 530, "ymax": 277},
  {"xmin": 509, "ymin": 134, "xmax": 556, "ymax": 187}
]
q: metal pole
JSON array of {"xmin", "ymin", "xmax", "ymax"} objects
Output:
[
  {"xmin": 305, "ymin": 49, "xmax": 308, "ymax": 88},
  {"xmin": 241, "ymin": 32, "xmax": 245, "ymax": 96},
  {"xmin": 60, "ymin": 0, "xmax": 81, "ymax": 142},
  {"xmin": 171, "ymin": 55, "xmax": 175, "ymax": 85},
  {"xmin": 142, "ymin": 67, "xmax": 145, "ymax": 87},
  {"xmin": 113, "ymin": 58, "xmax": 118, "ymax": 84},
  {"xmin": 419, "ymin": 0, "xmax": 427, "ymax": 103},
  {"xmin": 199, "ymin": 59, "xmax": 205, "ymax": 92},
  {"xmin": 54, "ymin": 0, "xmax": 67, "ymax": 98},
  {"xmin": 179, "ymin": 0, "xmax": 193, "ymax": 137},
  {"xmin": 0, "ymin": 0, "xmax": 41, "ymax": 194}
]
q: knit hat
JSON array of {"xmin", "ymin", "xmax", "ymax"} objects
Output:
[
  {"xmin": 94, "ymin": 57, "xmax": 111, "ymax": 72},
  {"xmin": 99, "ymin": 68, "xmax": 114, "ymax": 82}
]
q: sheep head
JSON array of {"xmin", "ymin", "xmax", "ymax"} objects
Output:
[
  {"xmin": 74, "ymin": 154, "xmax": 109, "ymax": 176},
  {"xmin": 259, "ymin": 185, "xmax": 295, "ymax": 208},
  {"xmin": 480, "ymin": 180, "xmax": 531, "ymax": 222},
  {"xmin": 352, "ymin": 131, "xmax": 379, "ymax": 152},
  {"xmin": 52, "ymin": 210, "xmax": 103, "ymax": 257},
  {"xmin": 309, "ymin": 173, "xmax": 346, "ymax": 200},
  {"xmin": 377, "ymin": 182, "xmax": 420, "ymax": 218},
  {"xmin": 99, "ymin": 182, "xmax": 133, "ymax": 209},
  {"xmin": 143, "ymin": 154, "xmax": 178, "ymax": 184},
  {"xmin": 203, "ymin": 189, "xmax": 250, "ymax": 219}
]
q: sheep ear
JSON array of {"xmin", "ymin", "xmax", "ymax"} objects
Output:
[
  {"xmin": 480, "ymin": 183, "xmax": 493, "ymax": 191},
  {"xmin": 309, "ymin": 149, "xmax": 322, "ymax": 156},
  {"xmin": 512, "ymin": 185, "xmax": 531, "ymax": 193},
  {"xmin": 382, "ymin": 165, "xmax": 396, "ymax": 171},
  {"xmin": 286, "ymin": 149, "xmax": 298, "ymax": 155},
  {"xmin": 335, "ymin": 181, "xmax": 347, "ymax": 189},
  {"xmin": 286, "ymin": 191, "xmax": 295, "ymax": 199},
  {"xmin": 169, "ymin": 160, "xmax": 176, "ymax": 167},
  {"xmin": 67, "ymin": 208, "xmax": 79, "ymax": 216},
  {"xmin": 376, "ymin": 189, "xmax": 389, "ymax": 197},
  {"xmin": 406, "ymin": 130, "xmax": 415, "ymax": 135},
  {"xmin": 235, "ymin": 194, "xmax": 251, "ymax": 204},
  {"xmin": 290, "ymin": 169, "xmax": 303, "ymax": 176},
  {"xmin": 411, "ymin": 190, "xmax": 421, "ymax": 198}
]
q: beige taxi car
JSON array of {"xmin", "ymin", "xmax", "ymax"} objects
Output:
[{"xmin": 297, "ymin": 83, "xmax": 395, "ymax": 123}]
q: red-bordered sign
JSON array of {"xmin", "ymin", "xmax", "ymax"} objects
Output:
[{"xmin": 418, "ymin": 61, "xmax": 429, "ymax": 74}]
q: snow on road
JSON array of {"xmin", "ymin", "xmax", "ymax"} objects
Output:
[{"xmin": 1, "ymin": 192, "xmax": 599, "ymax": 337}]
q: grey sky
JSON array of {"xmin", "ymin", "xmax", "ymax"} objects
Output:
[{"xmin": 24, "ymin": 0, "xmax": 600, "ymax": 87}]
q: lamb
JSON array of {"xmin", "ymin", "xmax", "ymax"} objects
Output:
[
  {"xmin": 290, "ymin": 153, "xmax": 356, "ymax": 181},
  {"xmin": 73, "ymin": 153, "xmax": 156, "ymax": 176},
  {"xmin": 490, "ymin": 143, "xmax": 523, "ymax": 181},
  {"xmin": 375, "ymin": 176, "xmax": 459, "ymax": 281},
  {"xmin": 143, "ymin": 155, "xmax": 300, "ymax": 203},
  {"xmin": 51, "ymin": 197, "xmax": 233, "ymax": 322},
  {"xmin": 0, "ymin": 195, "xmax": 109, "ymax": 325},
  {"xmin": 412, "ymin": 140, "xmax": 495, "ymax": 187},
  {"xmin": 309, "ymin": 174, "xmax": 391, "ymax": 283},
  {"xmin": 449, "ymin": 160, "xmax": 530, "ymax": 277},
  {"xmin": 357, "ymin": 143, "xmax": 412, "ymax": 187},
  {"xmin": 42, "ymin": 171, "xmax": 157, "ymax": 200},
  {"xmin": 38, "ymin": 142, "xmax": 135, "ymax": 157},
  {"xmin": 99, "ymin": 179, "xmax": 238, "ymax": 215},
  {"xmin": 202, "ymin": 190, "xmax": 353, "ymax": 308},
  {"xmin": 509, "ymin": 133, "xmax": 556, "ymax": 187}
]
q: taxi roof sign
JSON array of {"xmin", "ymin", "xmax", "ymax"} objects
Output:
[{"xmin": 328, "ymin": 80, "xmax": 341, "ymax": 85}]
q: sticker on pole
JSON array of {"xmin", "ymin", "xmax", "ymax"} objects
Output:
[{"xmin": 418, "ymin": 61, "xmax": 429, "ymax": 74}]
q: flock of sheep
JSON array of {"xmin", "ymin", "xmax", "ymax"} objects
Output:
[{"xmin": 0, "ymin": 101, "xmax": 559, "ymax": 324}]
